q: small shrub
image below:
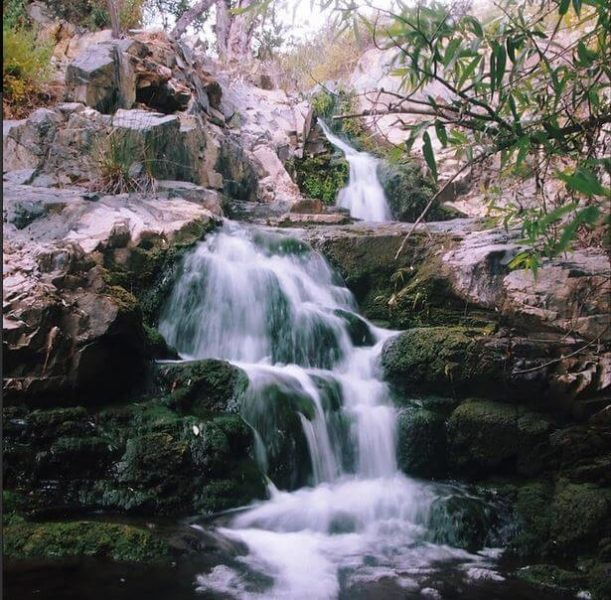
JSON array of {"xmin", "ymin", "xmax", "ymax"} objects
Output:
[
  {"xmin": 93, "ymin": 129, "xmax": 157, "ymax": 195},
  {"xmin": 43, "ymin": 0, "xmax": 144, "ymax": 31},
  {"xmin": 3, "ymin": 0, "xmax": 29, "ymax": 30},
  {"xmin": 3, "ymin": 28, "xmax": 53, "ymax": 118}
]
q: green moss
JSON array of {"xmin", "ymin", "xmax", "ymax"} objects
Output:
[
  {"xmin": 311, "ymin": 90, "xmax": 335, "ymax": 118},
  {"xmin": 447, "ymin": 399, "xmax": 551, "ymax": 477},
  {"xmin": 104, "ymin": 285, "xmax": 139, "ymax": 314},
  {"xmin": 509, "ymin": 481, "xmax": 554, "ymax": 558},
  {"xmin": 550, "ymin": 480, "xmax": 610, "ymax": 553},
  {"xmin": 397, "ymin": 407, "xmax": 448, "ymax": 478},
  {"xmin": 517, "ymin": 564, "xmax": 587, "ymax": 592},
  {"xmin": 286, "ymin": 154, "xmax": 349, "ymax": 205},
  {"xmin": 157, "ymin": 359, "xmax": 249, "ymax": 417},
  {"xmin": 381, "ymin": 326, "xmax": 499, "ymax": 393},
  {"xmin": 3, "ymin": 521, "xmax": 170, "ymax": 562},
  {"xmin": 377, "ymin": 161, "xmax": 453, "ymax": 222}
]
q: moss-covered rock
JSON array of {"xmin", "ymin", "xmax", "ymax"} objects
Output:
[
  {"xmin": 397, "ymin": 406, "xmax": 448, "ymax": 478},
  {"xmin": 3, "ymin": 396, "xmax": 266, "ymax": 517},
  {"xmin": 3, "ymin": 520, "xmax": 170, "ymax": 562},
  {"xmin": 377, "ymin": 161, "xmax": 463, "ymax": 222},
  {"xmin": 447, "ymin": 399, "xmax": 552, "ymax": 477},
  {"xmin": 156, "ymin": 359, "xmax": 249, "ymax": 417},
  {"xmin": 381, "ymin": 326, "xmax": 505, "ymax": 395},
  {"xmin": 507, "ymin": 479, "xmax": 611, "ymax": 560},
  {"xmin": 550, "ymin": 480, "xmax": 611, "ymax": 554},
  {"xmin": 316, "ymin": 231, "xmax": 430, "ymax": 323},
  {"xmin": 516, "ymin": 564, "xmax": 587, "ymax": 593},
  {"xmin": 286, "ymin": 153, "xmax": 349, "ymax": 205},
  {"xmin": 509, "ymin": 481, "xmax": 555, "ymax": 558}
]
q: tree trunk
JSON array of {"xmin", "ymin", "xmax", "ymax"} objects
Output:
[
  {"xmin": 215, "ymin": 0, "xmax": 231, "ymax": 57},
  {"xmin": 216, "ymin": 0, "xmax": 255, "ymax": 61},
  {"xmin": 107, "ymin": 0, "xmax": 121, "ymax": 38},
  {"xmin": 171, "ymin": 0, "xmax": 215, "ymax": 39}
]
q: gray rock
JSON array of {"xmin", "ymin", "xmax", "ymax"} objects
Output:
[{"xmin": 65, "ymin": 41, "xmax": 136, "ymax": 113}]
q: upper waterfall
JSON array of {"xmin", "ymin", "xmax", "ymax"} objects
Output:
[{"xmin": 319, "ymin": 120, "xmax": 392, "ymax": 222}]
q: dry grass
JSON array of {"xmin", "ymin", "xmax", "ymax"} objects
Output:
[
  {"xmin": 274, "ymin": 24, "xmax": 373, "ymax": 94},
  {"xmin": 92, "ymin": 129, "xmax": 157, "ymax": 195}
]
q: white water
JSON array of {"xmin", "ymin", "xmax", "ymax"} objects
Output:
[
  {"xmin": 159, "ymin": 223, "xmax": 503, "ymax": 599},
  {"xmin": 319, "ymin": 120, "xmax": 392, "ymax": 222}
]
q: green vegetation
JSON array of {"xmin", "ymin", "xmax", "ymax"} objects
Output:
[
  {"xmin": 93, "ymin": 129, "xmax": 158, "ymax": 195},
  {"xmin": 2, "ymin": 28, "xmax": 53, "ymax": 118},
  {"xmin": 4, "ymin": 520, "xmax": 170, "ymax": 562},
  {"xmin": 44, "ymin": 0, "xmax": 144, "ymax": 31},
  {"xmin": 286, "ymin": 154, "xmax": 348, "ymax": 204}
]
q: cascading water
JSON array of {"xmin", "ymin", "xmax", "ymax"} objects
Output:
[
  {"xmin": 318, "ymin": 120, "xmax": 392, "ymax": 222},
  {"xmin": 159, "ymin": 222, "xmax": 506, "ymax": 599}
]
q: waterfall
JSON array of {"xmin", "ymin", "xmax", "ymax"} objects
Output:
[
  {"xmin": 159, "ymin": 222, "xmax": 504, "ymax": 599},
  {"xmin": 318, "ymin": 120, "xmax": 392, "ymax": 222}
]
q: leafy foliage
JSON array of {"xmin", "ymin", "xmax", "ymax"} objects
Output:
[
  {"xmin": 43, "ymin": 0, "xmax": 145, "ymax": 31},
  {"xmin": 2, "ymin": 0, "xmax": 29, "ymax": 30},
  {"xmin": 335, "ymin": 0, "xmax": 611, "ymax": 267},
  {"xmin": 2, "ymin": 28, "xmax": 53, "ymax": 118}
]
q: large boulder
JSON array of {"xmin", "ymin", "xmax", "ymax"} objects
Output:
[
  {"xmin": 2, "ymin": 183, "xmax": 219, "ymax": 404},
  {"xmin": 155, "ymin": 359, "xmax": 249, "ymax": 416},
  {"xmin": 2, "ymin": 399, "xmax": 266, "ymax": 516},
  {"xmin": 446, "ymin": 399, "xmax": 553, "ymax": 477},
  {"xmin": 397, "ymin": 405, "xmax": 449, "ymax": 478},
  {"xmin": 65, "ymin": 40, "xmax": 139, "ymax": 113}
]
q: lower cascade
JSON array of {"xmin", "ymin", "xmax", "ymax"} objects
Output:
[
  {"xmin": 159, "ymin": 223, "xmax": 507, "ymax": 599},
  {"xmin": 319, "ymin": 120, "xmax": 392, "ymax": 223}
]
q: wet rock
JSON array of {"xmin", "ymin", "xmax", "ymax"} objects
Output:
[
  {"xmin": 397, "ymin": 406, "xmax": 448, "ymax": 478},
  {"xmin": 377, "ymin": 161, "xmax": 463, "ymax": 222},
  {"xmin": 3, "ymin": 398, "xmax": 266, "ymax": 517},
  {"xmin": 156, "ymin": 359, "xmax": 249, "ymax": 416},
  {"xmin": 447, "ymin": 400, "xmax": 553, "ymax": 477},
  {"xmin": 334, "ymin": 309, "xmax": 375, "ymax": 347}
]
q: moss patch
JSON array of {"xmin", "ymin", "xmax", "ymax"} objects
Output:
[
  {"xmin": 3, "ymin": 520, "xmax": 170, "ymax": 562},
  {"xmin": 286, "ymin": 154, "xmax": 348, "ymax": 205},
  {"xmin": 447, "ymin": 399, "xmax": 552, "ymax": 477},
  {"xmin": 381, "ymin": 326, "xmax": 504, "ymax": 394}
]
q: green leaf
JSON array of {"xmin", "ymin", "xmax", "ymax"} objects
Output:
[
  {"xmin": 557, "ymin": 168, "xmax": 608, "ymax": 196},
  {"xmin": 515, "ymin": 137, "xmax": 530, "ymax": 169},
  {"xmin": 559, "ymin": 0, "xmax": 571, "ymax": 15},
  {"xmin": 443, "ymin": 38, "xmax": 462, "ymax": 67},
  {"xmin": 576, "ymin": 41, "xmax": 597, "ymax": 66},
  {"xmin": 458, "ymin": 55, "xmax": 482, "ymax": 87},
  {"xmin": 539, "ymin": 201, "xmax": 578, "ymax": 227},
  {"xmin": 493, "ymin": 42, "xmax": 507, "ymax": 89},
  {"xmin": 422, "ymin": 131, "xmax": 438, "ymax": 182},
  {"xmin": 434, "ymin": 121, "xmax": 448, "ymax": 147},
  {"xmin": 572, "ymin": 0, "xmax": 582, "ymax": 16},
  {"xmin": 463, "ymin": 16, "xmax": 484, "ymax": 38}
]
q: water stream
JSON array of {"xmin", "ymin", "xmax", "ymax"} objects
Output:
[
  {"xmin": 158, "ymin": 223, "xmax": 509, "ymax": 599},
  {"xmin": 318, "ymin": 121, "xmax": 392, "ymax": 222}
]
